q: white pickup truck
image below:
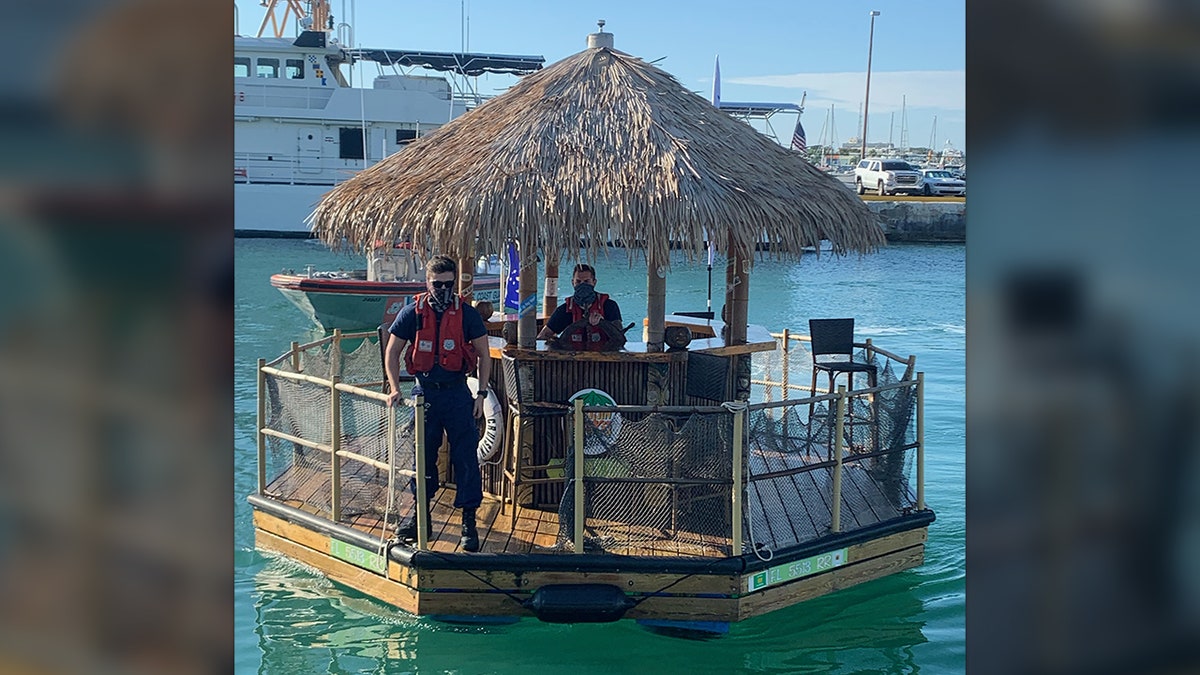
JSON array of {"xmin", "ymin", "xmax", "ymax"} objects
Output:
[{"xmin": 854, "ymin": 159, "xmax": 924, "ymax": 196}]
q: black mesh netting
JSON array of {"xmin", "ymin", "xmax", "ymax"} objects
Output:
[
  {"xmin": 554, "ymin": 410, "xmax": 735, "ymax": 556},
  {"xmin": 742, "ymin": 350, "xmax": 918, "ymax": 554}
]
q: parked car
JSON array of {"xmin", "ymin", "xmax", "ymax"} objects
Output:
[
  {"xmin": 854, "ymin": 158, "xmax": 924, "ymax": 196},
  {"xmin": 919, "ymin": 169, "xmax": 966, "ymax": 196}
]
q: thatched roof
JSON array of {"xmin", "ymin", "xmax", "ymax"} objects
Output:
[{"xmin": 308, "ymin": 43, "xmax": 883, "ymax": 266}]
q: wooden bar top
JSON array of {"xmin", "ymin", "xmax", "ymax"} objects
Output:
[{"xmin": 485, "ymin": 315, "xmax": 776, "ymax": 361}]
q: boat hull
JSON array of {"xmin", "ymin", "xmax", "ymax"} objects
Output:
[
  {"xmin": 271, "ymin": 274, "xmax": 503, "ymax": 331},
  {"xmin": 250, "ymin": 495, "xmax": 931, "ymax": 625},
  {"xmin": 235, "ymin": 183, "xmax": 331, "ymax": 237}
]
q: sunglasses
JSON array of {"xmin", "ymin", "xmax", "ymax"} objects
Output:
[{"xmin": 430, "ymin": 280, "xmax": 455, "ymax": 289}]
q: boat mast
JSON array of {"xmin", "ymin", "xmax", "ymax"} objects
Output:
[{"xmin": 257, "ymin": 0, "xmax": 333, "ymax": 39}]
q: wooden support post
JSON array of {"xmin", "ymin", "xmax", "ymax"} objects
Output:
[
  {"xmin": 458, "ymin": 255, "xmax": 475, "ymax": 302},
  {"xmin": 517, "ymin": 230, "xmax": 538, "ymax": 348},
  {"xmin": 290, "ymin": 341, "xmax": 300, "ymax": 372},
  {"xmin": 780, "ymin": 328, "xmax": 790, "ymax": 402},
  {"xmin": 731, "ymin": 404, "xmax": 745, "ymax": 556},
  {"xmin": 331, "ymin": 329, "xmax": 342, "ymax": 379},
  {"xmin": 646, "ymin": 256, "xmax": 666, "ymax": 352},
  {"xmin": 726, "ymin": 235, "xmax": 749, "ymax": 345},
  {"xmin": 257, "ymin": 358, "xmax": 266, "ymax": 495},
  {"xmin": 916, "ymin": 371, "xmax": 925, "ymax": 512},
  {"xmin": 544, "ymin": 257, "xmax": 559, "ymax": 318},
  {"xmin": 865, "ymin": 337, "xmax": 876, "ymax": 453},
  {"xmin": 573, "ymin": 397, "xmax": 585, "ymax": 554},
  {"xmin": 383, "ymin": 399, "xmax": 397, "ymax": 582},
  {"xmin": 831, "ymin": 385, "xmax": 846, "ymax": 533},
  {"xmin": 330, "ymin": 375, "xmax": 342, "ymax": 523},
  {"xmin": 414, "ymin": 394, "xmax": 428, "ymax": 550}
]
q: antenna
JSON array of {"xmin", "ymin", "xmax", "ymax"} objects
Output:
[{"xmin": 597, "ymin": 19, "xmax": 606, "ymax": 32}]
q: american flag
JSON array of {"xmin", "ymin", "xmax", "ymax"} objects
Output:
[{"xmin": 790, "ymin": 117, "xmax": 807, "ymax": 152}]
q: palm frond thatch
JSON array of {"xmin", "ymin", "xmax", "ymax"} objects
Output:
[{"xmin": 308, "ymin": 45, "xmax": 883, "ymax": 267}]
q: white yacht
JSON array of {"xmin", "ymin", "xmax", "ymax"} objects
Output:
[{"xmin": 234, "ymin": 1, "xmax": 544, "ymax": 236}]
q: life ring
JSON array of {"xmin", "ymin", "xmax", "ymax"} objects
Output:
[{"xmin": 467, "ymin": 376, "xmax": 503, "ymax": 462}]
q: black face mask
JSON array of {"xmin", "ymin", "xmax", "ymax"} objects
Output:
[
  {"xmin": 573, "ymin": 281, "xmax": 596, "ymax": 306},
  {"xmin": 430, "ymin": 285, "xmax": 454, "ymax": 311}
]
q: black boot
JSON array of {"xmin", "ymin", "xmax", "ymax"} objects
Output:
[
  {"xmin": 395, "ymin": 502, "xmax": 431, "ymax": 542},
  {"xmin": 459, "ymin": 507, "xmax": 480, "ymax": 552}
]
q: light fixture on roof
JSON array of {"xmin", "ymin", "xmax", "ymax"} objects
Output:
[{"xmin": 588, "ymin": 19, "xmax": 613, "ymax": 49}]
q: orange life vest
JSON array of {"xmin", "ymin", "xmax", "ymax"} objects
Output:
[
  {"xmin": 564, "ymin": 293, "xmax": 611, "ymax": 350},
  {"xmin": 404, "ymin": 293, "xmax": 479, "ymax": 375}
]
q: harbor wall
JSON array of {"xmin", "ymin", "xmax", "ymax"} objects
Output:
[{"xmin": 867, "ymin": 200, "xmax": 965, "ymax": 243}]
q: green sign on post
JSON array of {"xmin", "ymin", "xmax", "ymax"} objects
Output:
[
  {"xmin": 329, "ymin": 539, "xmax": 387, "ymax": 575},
  {"xmin": 745, "ymin": 547, "xmax": 848, "ymax": 593}
]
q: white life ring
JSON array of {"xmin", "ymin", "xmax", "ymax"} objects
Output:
[{"xmin": 467, "ymin": 376, "xmax": 504, "ymax": 462}]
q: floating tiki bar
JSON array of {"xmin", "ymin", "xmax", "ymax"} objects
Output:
[{"xmin": 255, "ymin": 25, "xmax": 932, "ymax": 630}]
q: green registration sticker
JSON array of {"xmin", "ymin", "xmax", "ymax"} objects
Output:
[
  {"xmin": 329, "ymin": 539, "xmax": 387, "ymax": 574},
  {"xmin": 745, "ymin": 547, "xmax": 848, "ymax": 593}
]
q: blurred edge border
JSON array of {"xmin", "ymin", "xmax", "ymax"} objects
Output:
[
  {"xmin": 968, "ymin": 1, "xmax": 1200, "ymax": 673},
  {"xmin": 0, "ymin": 1, "xmax": 232, "ymax": 673}
]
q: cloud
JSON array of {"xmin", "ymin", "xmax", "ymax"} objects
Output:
[{"xmin": 728, "ymin": 70, "xmax": 965, "ymax": 115}]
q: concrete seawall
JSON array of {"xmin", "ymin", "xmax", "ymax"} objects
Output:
[{"xmin": 864, "ymin": 199, "xmax": 965, "ymax": 243}]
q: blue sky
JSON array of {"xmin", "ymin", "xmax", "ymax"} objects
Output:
[{"xmin": 236, "ymin": 0, "xmax": 965, "ymax": 154}]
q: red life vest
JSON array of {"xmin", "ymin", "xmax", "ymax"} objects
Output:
[
  {"xmin": 563, "ymin": 293, "xmax": 611, "ymax": 350},
  {"xmin": 404, "ymin": 293, "xmax": 479, "ymax": 375}
]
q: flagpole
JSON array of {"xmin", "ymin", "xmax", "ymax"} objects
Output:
[
  {"xmin": 706, "ymin": 242, "xmax": 713, "ymax": 318},
  {"xmin": 707, "ymin": 56, "xmax": 720, "ymax": 319}
]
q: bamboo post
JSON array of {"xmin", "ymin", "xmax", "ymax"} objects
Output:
[
  {"xmin": 290, "ymin": 341, "xmax": 300, "ymax": 371},
  {"xmin": 386, "ymin": 393, "xmax": 396, "ymax": 549},
  {"xmin": 916, "ymin": 371, "xmax": 925, "ymax": 511},
  {"xmin": 864, "ymin": 337, "xmax": 875, "ymax": 453},
  {"xmin": 330, "ymin": 375, "xmax": 342, "ymax": 523},
  {"xmin": 831, "ymin": 385, "xmax": 846, "ymax": 533},
  {"xmin": 544, "ymin": 257, "xmax": 559, "ymax": 318},
  {"xmin": 517, "ymin": 229, "xmax": 537, "ymax": 348},
  {"xmin": 573, "ymin": 398, "xmax": 585, "ymax": 554},
  {"xmin": 781, "ymin": 328, "xmax": 790, "ymax": 402},
  {"xmin": 415, "ymin": 394, "xmax": 428, "ymax": 550},
  {"xmin": 646, "ymin": 256, "xmax": 666, "ymax": 352},
  {"xmin": 458, "ymin": 255, "xmax": 475, "ymax": 302},
  {"xmin": 257, "ymin": 358, "xmax": 266, "ymax": 495},
  {"xmin": 331, "ymin": 329, "xmax": 342, "ymax": 379},
  {"xmin": 731, "ymin": 404, "xmax": 744, "ymax": 555}
]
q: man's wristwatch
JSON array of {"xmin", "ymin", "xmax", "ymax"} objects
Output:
[{"xmin": 476, "ymin": 390, "xmax": 489, "ymax": 399}]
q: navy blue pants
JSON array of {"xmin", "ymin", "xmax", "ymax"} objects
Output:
[{"xmin": 413, "ymin": 384, "xmax": 483, "ymax": 510}]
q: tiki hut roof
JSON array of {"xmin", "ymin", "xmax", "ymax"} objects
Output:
[{"xmin": 308, "ymin": 41, "xmax": 883, "ymax": 267}]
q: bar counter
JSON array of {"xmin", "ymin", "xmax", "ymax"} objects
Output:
[
  {"xmin": 480, "ymin": 314, "xmax": 773, "ymax": 508},
  {"xmin": 484, "ymin": 314, "xmax": 776, "ymax": 362}
]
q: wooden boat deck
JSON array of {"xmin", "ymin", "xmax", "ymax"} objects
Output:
[{"xmin": 264, "ymin": 448, "xmax": 909, "ymax": 558}]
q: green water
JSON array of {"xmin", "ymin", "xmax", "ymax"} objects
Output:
[{"xmin": 234, "ymin": 238, "xmax": 965, "ymax": 673}]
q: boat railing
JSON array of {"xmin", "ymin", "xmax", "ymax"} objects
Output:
[
  {"xmin": 234, "ymin": 79, "xmax": 337, "ymax": 115},
  {"xmin": 254, "ymin": 328, "xmax": 925, "ymax": 559},
  {"xmin": 234, "ymin": 151, "xmax": 339, "ymax": 188},
  {"xmin": 565, "ymin": 365, "xmax": 922, "ymax": 558}
]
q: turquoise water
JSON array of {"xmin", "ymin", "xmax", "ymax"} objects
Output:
[{"xmin": 235, "ymin": 239, "xmax": 964, "ymax": 673}]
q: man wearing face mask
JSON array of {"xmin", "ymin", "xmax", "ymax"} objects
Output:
[
  {"xmin": 385, "ymin": 255, "xmax": 492, "ymax": 552},
  {"xmin": 537, "ymin": 263, "xmax": 623, "ymax": 346}
]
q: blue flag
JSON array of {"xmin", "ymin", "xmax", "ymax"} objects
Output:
[{"xmin": 502, "ymin": 241, "xmax": 520, "ymax": 319}]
